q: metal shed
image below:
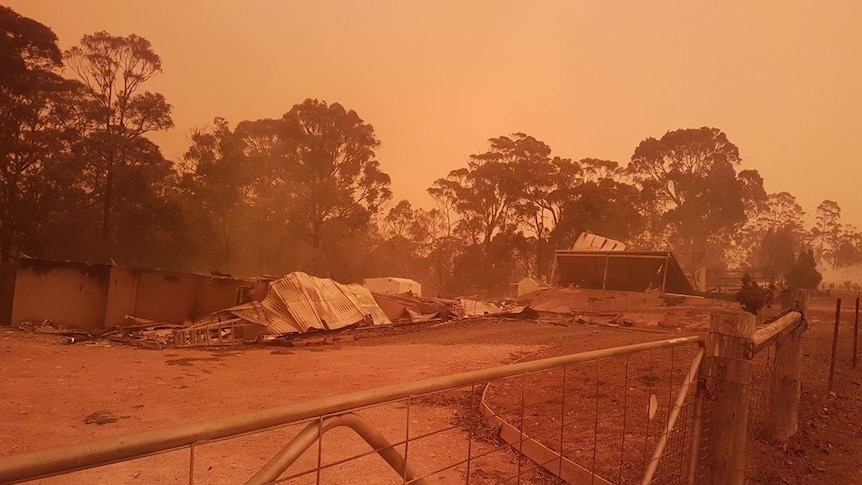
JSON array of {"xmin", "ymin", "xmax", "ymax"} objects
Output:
[
  {"xmin": 552, "ymin": 250, "xmax": 696, "ymax": 295},
  {"xmin": 362, "ymin": 277, "xmax": 422, "ymax": 296}
]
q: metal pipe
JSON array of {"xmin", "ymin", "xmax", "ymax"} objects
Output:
[
  {"xmin": 188, "ymin": 444, "xmax": 195, "ymax": 485},
  {"xmin": 246, "ymin": 413, "xmax": 428, "ymax": 485},
  {"xmin": 687, "ymin": 374, "xmax": 705, "ymax": 485},
  {"xmin": 0, "ymin": 335, "xmax": 703, "ymax": 484},
  {"xmin": 641, "ymin": 348, "xmax": 705, "ymax": 485}
]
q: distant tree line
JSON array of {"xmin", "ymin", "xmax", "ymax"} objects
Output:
[{"xmin": 3, "ymin": 6, "xmax": 859, "ymax": 295}]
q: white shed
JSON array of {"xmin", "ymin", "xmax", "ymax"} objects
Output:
[
  {"xmin": 516, "ymin": 277, "xmax": 549, "ymax": 297},
  {"xmin": 363, "ymin": 277, "xmax": 422, "ymax": 296}
]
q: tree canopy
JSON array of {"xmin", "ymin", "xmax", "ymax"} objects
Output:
[
  {"xmin": 64, "ymin": 31, "xmax": 174, "ymax": 260},
  {"xmin": 628, "ymin": 127, "xmax": 758, "ymax": 272},
  {"xmin": 3, "ymin": 5, "xmax": 861, "ymax": 295},
  {"xmin": 0, "ymin": 6, "xmax": 82, "ymax": 261},
  {"xmin": 180, "ymin": 100, "xmax": 392, "ymax": 277}
]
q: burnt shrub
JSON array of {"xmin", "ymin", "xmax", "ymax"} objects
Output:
[{"xmin": 736, "ymin": 274, "xmax": 768, "ymax": 315}]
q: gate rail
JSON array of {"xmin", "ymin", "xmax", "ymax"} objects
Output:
[{"xmin": 0, "ymin": 336, "xmax": 704, "ymax": 484}]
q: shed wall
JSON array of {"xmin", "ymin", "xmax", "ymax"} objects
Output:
[
  {"xmin": 132, "ymin": 271, "xmax": 199, "ymax": 323},
  {"xmin": 104, "ymin": 266, "xmax": 139, "ymax": 327},
  {"xmin": 195, "ymin": 278, "xmax": 243, "ymax": 316},
  {"xmin": 11, "ymin": 261, "xmax": 110, "ymax": 330},
  {"xmin": 0, "ymin": 263, "xmax": 15, "ymax": 325}
]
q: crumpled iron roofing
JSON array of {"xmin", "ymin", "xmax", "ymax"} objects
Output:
[
  {"xmin": 572, "ymin": 232, "xmax": 627, "ymax": 251},
  {"xmin": 201, "ymin": 272, "xmax": 391, "ymax": 335}
]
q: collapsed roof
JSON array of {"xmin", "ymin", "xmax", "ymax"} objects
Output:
[
  {"xmin": 372, "ymin": 292, "xmax": 461, "ymax": 322},
  {"xmin": 571, "ymin": 232, "xmax": 626, "ymax": 252},
  {"xmin": 200, "ymin": 272, "xmax": 391, "ymax": 335},
  {"xmin": 363, "ymin": 276, "xmax": 422, "ymax": 296},
  {"xmin": 553, "ymin": 251, "xmax": 696, "ymax": 295}
]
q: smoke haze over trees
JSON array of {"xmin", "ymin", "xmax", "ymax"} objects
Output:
[{"xmin": 2, "ymin": 6, "xmax": 861, "ymax": 295}]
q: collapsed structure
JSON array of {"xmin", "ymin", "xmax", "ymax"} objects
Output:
[
  {"xmin": 363, "ymin": 277, "xmax": 422, "ymax": 296},
  {"xmin": 552, "ymin": 233, "xmax": 696, "ymax": 295},
  {"xmin": 0, "ymin": 257, "xmax": 254, "ymax": 331},
  {"xmin": 514, "ymin": 277, "xmax": 550, "ymax": 297},
  {"xmin": 178, "ymin": 272, "xmax": 391, "ymax": 343},
  {"xmin": 2, "ymin": 231, "xmax": 700, "ymax": 348}
]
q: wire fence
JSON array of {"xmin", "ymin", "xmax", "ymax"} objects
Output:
[
  {"xmin": 482, "ymin": 346, "xmax": 701, "ymax": 485},
  {"xmin": 0, "ymin": 338, "xmax": 704, "ymax": 485},
  {"xmin": 7, "ymin": 297, "xmax": 852, "ymax": 485},
  {"xmin": 743, "ymin": 295, "xmax": 861, "ymax": 482},
  {"xmin": 800, "ymin": 295, "xmax": 860, "ymax": 403},
  {"xmin": 264, "ymin": 343, "xmax": 703, "ymax": 484},
  {"xmin": 801, "ymin": 314, "xmax": 830, "ymax": 402}
]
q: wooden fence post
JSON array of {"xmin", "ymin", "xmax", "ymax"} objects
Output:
[
  {"xmin": 853, "ymin": 296, "xmax": 859, "ymax": 369},
  {"xmin": 699, "ymin": 311, "xmax": 756, "ymax": 484},
  {"xmin": 828, "ymin": 299, "xmax": 841, "ymax": 392},
  {"xmin": 766, "ymin": 290, "xmax": 808, "ymax": 442}
]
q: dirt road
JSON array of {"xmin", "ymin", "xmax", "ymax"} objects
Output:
[
  {"xmin": 2, "ymin": 306, "xmax": 858, "ymax": 484},
  {"xmin": 0, "ymin": 319, "xmax": 661, "ymax": 484}
]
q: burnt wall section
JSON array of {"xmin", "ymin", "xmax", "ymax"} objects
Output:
[
  {"xmin": 10, "ymin": 259, "xmax": 111, "ymax": 331},
  {"xmin": 7, "ymin": 258, "xmax": 250, "ymax": 330},
  {"xmin": 0, "ymin": 263, "xmax": 18, "ymax": 326},
  {"xmin": 103, "ymin": 266, "xmax": 140, "ymax": 327}
]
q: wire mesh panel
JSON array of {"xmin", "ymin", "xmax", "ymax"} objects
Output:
[
  {"xmin": 800, "ymin": 311, "xmax": 832, "ymax": 403},
  {"xmin": 0, "ymin": 338, "xmax": 704, "ymax": 485},
  {"xmin": 742, "ymin": 304, "xmax": 812, "ymax": 483},
  {"xmin": 481, "ymin": 346, "xmax": 701, "ymax": 485}
]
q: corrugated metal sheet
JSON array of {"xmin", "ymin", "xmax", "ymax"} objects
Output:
[
  {"xmin": 387, "ymin": 277, "xmax": 420, "ymax": 285},
  {"xmin": 345, "ymin": 284, "xmax": 392, "ymax": 327},
  {"xmin": 363, "ymin": 277, "xmax": 422, "ymax": 296},
  {"xmin": 572, "ymin": 232, "xmax": 626, "ymax": 251},
  {"xmin": 224, "ymin": 302, "xmax": 279, "ymax": 328},
  {"xmin": 200, "ymin": 272, "xmax": 392, "ymax": 335},
  {"xmin": 459, "ymin": 298, "xmax": 502, "ymax": 317}
]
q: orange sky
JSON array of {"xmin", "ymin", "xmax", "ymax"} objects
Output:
[{"xmin": 8, "ymin": 1, "xmax": 862, "ymax": 228}]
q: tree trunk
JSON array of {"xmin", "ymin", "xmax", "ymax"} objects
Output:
[
  {"xmin": 535, "ymin": 237, "xmax": 546, "ymax": 278},
  {"xmin": 0, "ymin": 230, "xmax": 11, "ymax": 264},
  {"xmin": 102, "ymin": 168, "xmax": 114, "ymax": 260}
]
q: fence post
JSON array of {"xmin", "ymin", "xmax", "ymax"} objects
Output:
[
  {"xmin": 766, "ymin": 290, "xmax": 808, "ymax": 442},
  {"xmin": 828, "ymin": 299, "xmax": 841, "ymax": 392},
  {"xmin": 699, "ymin": 312, "xmax": 756, "ymax": 485},
  {"xmin": 853, "ymin": 296, "xmax": 859, "ymax": 369}
]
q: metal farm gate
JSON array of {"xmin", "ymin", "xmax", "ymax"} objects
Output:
[{"xmin": 0, "ymin": 294, "xmax": 811, "ymax": 485}]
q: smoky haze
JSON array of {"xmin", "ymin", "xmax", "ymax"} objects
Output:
[
  {"xmin": 8, "ymin": 0, "xmax": 861, "ymax": 221},
  {"xmin": 2, "ymin": 1, "xmax": 861, "ymax": 295}
]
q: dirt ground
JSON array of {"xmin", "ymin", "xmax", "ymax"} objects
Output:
[
  {"xmin": 745, "ymin": 304, "xmax": 862, "ymax": 485},
  {"xmin": 1, "ymin": 291, "xmax": 860, "ymax": 484},
  {"xmin": 0, "ymin": 316, "xmax": 667, "ymax": 484}
]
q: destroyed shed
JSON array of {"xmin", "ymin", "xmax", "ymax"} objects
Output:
[
  {"xmin": 0, "ymin": 257, "xmax": 254, "ymax": 331},
  {"xmin": 552, "ymin": 250, "xmax": 696, "ymax": 295},
  {"xmin": 514, "ymin": 277, "xmax": 550, "ymax": 297},
  {"xmin": 184, "ymin": 272, "xmax": 392, "ymax": 338},
  {"xmin": 363, "ymin": 277, "xmax": 422, "ymax": 296},
  {"xmin": 571, "ymin": 232, "xmax": 627, "ymax": 251},
  {"xmin": 371, "ymin": 292, "xmax": 459, "ymax": 322}
]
